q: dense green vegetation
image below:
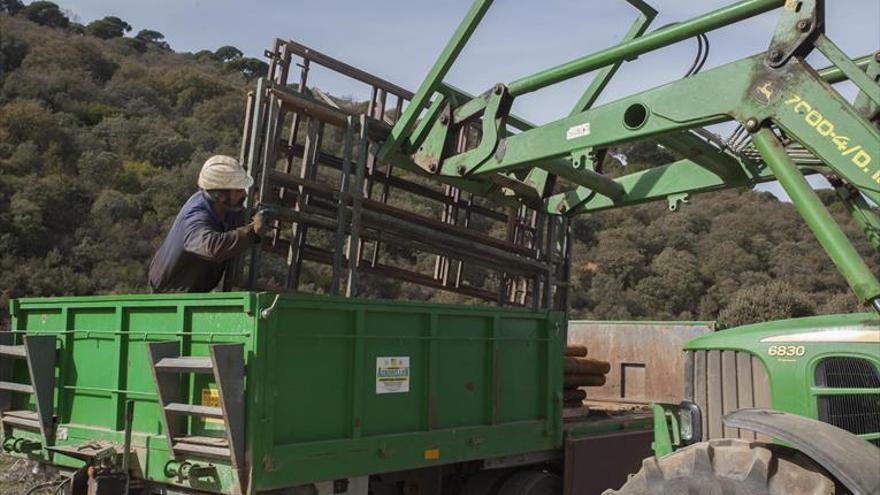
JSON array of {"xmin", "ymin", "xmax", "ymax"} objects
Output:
[{"xmin": 1, "ymin": 3, "xmax": 876, "ymax": 329}]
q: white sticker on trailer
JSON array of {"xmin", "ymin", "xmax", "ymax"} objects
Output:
[
  {"xmin": 566, "ymin": 122, "xmax": 591, "ymax": 140},
  {"xmin": 376, "ymin": 356, "xmax": 410, "ymax": 394}
]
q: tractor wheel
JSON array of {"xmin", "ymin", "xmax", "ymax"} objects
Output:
[
  {"xmin": 495, "ymin": 471, "xmax": 562, "ymax": 495},
  {"xmin": 604, "ymin": 438, "xmax": 836, "ymax": 495}
]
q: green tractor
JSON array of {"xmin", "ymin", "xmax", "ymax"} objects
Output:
[{"xmin": 612, "ymin": 312, "xmax": 879, "ymax": 494}]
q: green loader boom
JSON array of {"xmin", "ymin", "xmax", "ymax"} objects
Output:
[{"xmin": 375, "ymin": 0, "xmax": 880, "ymax": 310}]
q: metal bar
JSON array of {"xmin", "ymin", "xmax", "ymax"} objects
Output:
[
  {"xmin": 464, "ymin": 55, "xmax": 757, "ymax": 178},
  {"xmin": 367, "ymin": 86, "xmax": 378, "ymax": 118},
  {"xmin": 817, "ymin": 55, "xmax": 873, "ymax": 85},
  {"xmin": 238, "ymin": 92, "xmax": 256, "ymax": 168},
  {"xmin": 830, "ymin": 179, "xmax": 880, "ymax": 252},
  {"xmin": 23, "ymin": 335, "xmax": 56, "ymax": 451},
  {"xmin": 227, "ymin": 91, "xmax": 258, "ymax": 290},
  {"xmin": 455, "ymin": 194, "xmax": 475, "ymax": 287},
  {"xmin": 278, "ymin": 57, "xmax": 310, "ymax": 205},
  {"xmin": 301, "ymin": 245, "xmax": 505, "ymax": 303},
  {"xmin": 346, "ymin": 116, "xmax": 369, "ymax": 297},
  {"xmin": 266, "ymin": 38, "xmax": 282, "ymax": 82},
  {"xmin": 245, "ymin": 79, "xmax": 268, "ymax": 288},
  {"xmin": 387, "ymin": 0, "xmax": 495, "ymax": 142},
  {"xmin": 265, "ymin": 172, "xmax": 535, "ymax": 256},
  {"xmin": 770, "ymin": 58, "xmax": 880, "ymax": 195},
  {"xmin": 814, "ymin": 36, "xmax": 880, "ymax": 107},
  {"xmin": 539, "ymin": 159, "xmax": 625, "ymax": 200},
  {"xmin": 272, "ymin": 83, "xmax": 519, "ymax": 204},
  {"xmin": 331, "ymin": 118, "xmax": 355, "ymax": 296},
  {"xmin": 355, "ymin": 208, "xmax": 546, "ymax": 272},
  {"xmin": 654, "ymin": 131, "xmax": 748, "ymax": 181},
  {"xmin": 285, "ymin": 120, "xmax": 322, "ymax": 289},
  {"xmin": 570, "ymin": 6, "xmax": 656, "ymax": 114},
  {"xmin": 122, "ymin": 400, "xmax": 134, "ymax": 495},
  {"xmin": 441, "ymin": 82, "xmax": 536, "ymax": 132},
  {"xmin": 209, "ymin": 344, "xmax": 247, "ymax": 490},
  {"xmin": 507, "ymin": 0, "xmax": 784, "ymax": 97},
  {"xmin": 853, "ymin": 56, "xmax": 880, "ymax": 120},
  {"xmin": 280, "ymin": 39, "xmax": 414, "ymax": 100},
  {"xmin": 276, "ymin": 42, "xmax": 291, "ymax": 86},
  {"xmin": 270, "ymin": 84, "xmax": 391, "ymax": 141},
  {"xmin": 752, "ymin": 127, "xmax": 880, "ymax": 305},
  {"xmin": 272, "ymin": 147, "xmax": 508, "ymax": 221},
  {"xmin": 552, "ymin": 154, "xmax": 783, "ymax": 215},
  {"xmin": 264, "ymin": 195, "xmax": 549, "ymax": 276},
  {"xmin": 267, "ymin": 210, "xmax": 543, "ymax": 279}
]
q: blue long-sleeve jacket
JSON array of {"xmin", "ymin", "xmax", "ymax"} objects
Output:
[{"xmin": 149, "ymin": 191, "xmax": 256, "ymax": 292}]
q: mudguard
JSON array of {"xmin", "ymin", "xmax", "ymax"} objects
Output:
[{"xmin": 724, "ymin": 408, "xmax": 880, "ymax": 495}]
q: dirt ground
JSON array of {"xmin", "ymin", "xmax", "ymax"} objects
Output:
[{"xmin": 0, "ymin": 455, "xmax": 64, "ymax": 495}]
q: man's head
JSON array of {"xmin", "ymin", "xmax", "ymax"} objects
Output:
[{"xmin": 198, "ymin": 155, "xmax": 253, "ymax": 214}]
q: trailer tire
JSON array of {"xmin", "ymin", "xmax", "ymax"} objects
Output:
[
  {"xmin": 495, "ymin": 471, "xmax": 562, "ymax": 495},
  {"xmin": 604, "ymin": 438, "xmax": 836, "ymax": 495},
  {"xmin": 458, "ymin": 469, "xmax": 515, "ymax": 495}
]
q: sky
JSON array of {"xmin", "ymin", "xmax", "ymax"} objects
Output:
[{"xmin": 56, "ymin": 0, "xmax": 880, "ymax": 199}]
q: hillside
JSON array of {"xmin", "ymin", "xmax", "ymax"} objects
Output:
[{"xmin": 1, "ymin": 5, "xmax": 877, "ymax": 328}]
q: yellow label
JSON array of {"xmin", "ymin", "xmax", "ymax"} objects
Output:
[
  {"xmin": 783, "ymin": 93, "xmax": 876, "ymax": 184},
  {"xmin": 424, "ymin": 448, "xmax": 440, "ymax": 461},
  {"xmin": 201, "ymin": 388, "xmax": 223, "ymax": 427}
]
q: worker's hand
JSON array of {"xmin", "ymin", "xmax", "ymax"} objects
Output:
[
  {"xmin": 251, "ymin": 207, "xmax": 275, "ymax": 237},
  {"xmin": 252, "ymin": 210, "xmax": 265, "ymax": 236}
]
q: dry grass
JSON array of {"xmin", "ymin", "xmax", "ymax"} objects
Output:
[{"xmin": 0, "ymin": 455, "xmax": 63, "ymax": 495}]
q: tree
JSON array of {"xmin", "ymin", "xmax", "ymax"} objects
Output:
[
  {"xmin": 67, "ymin": 22, "xmax": 86, "ymax": 34},
  {"xmin": 85, "ymin": 15, "xmax": 131, "ymax": 39},
  {"xmin": 0, "ymin": 32, "xmax": 29, "ymax": 74},
  {"xmin": 0, "ymin": 0, "xmax": 24, "ymax": 15},
  {"xmin": 225, "ymin": 57, "xmax": 268, "ymax": 80},
  {"xmin": 134, "ymin": 29, "xmax": 170, "ymax": 51},
  {"xmin": 717, "ymin": 281, "xmax": 815, "ymax": 328},
  {"xmin": 20, "ymin": 1, "xmax": 68, "ymax": 28},
  {"xmin": 193, "ymin": 49, "xmax": 218, "ymax": 62},
  {"xmin": 117, "ymin": 37, "xmax": 147, "ymax": 54},
  {"xmin": 214, "ymin": 45, "xmax": 243, "ymax": 62}
]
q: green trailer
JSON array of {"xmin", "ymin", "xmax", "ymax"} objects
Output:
[{"xmin": 1, "ymin": 292, "xmax": 652, "ymax": 494}]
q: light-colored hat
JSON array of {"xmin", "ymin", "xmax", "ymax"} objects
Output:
[{"xmin": 198, "ymin": 155, "xmax": 254, "ymax": 191}]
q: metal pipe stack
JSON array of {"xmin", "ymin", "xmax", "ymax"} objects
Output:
[{"xmin": 563, "ymin": 345, "xmax": 611, "ymax": 408}]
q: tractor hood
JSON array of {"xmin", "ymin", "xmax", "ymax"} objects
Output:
[{"xmin": 685, "ymin": 313, "xmax": 880, "ymax": 352}]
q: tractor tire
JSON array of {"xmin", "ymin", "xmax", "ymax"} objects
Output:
[
  {"xmin": 495, "ymin": 471, "xmax": 562, "ymax": 495},
  {"xmin": 604, "ymin": 438, "xmax": 836, "ymax": 495}
]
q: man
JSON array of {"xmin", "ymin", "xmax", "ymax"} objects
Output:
[{"xmin": 149, "ymin": 155, "xmax": 264, "ymax": 293}]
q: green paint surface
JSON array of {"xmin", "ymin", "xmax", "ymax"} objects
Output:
[{"xmin": 6, "ymin": 292, "xmax": 566, "ymax": 493}]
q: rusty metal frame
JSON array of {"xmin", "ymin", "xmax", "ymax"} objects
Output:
[{"xmin": 239, "ymin": 39, "xmax": 570, "ymax": 309}]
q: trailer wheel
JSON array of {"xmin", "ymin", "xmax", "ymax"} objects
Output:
[
  {"xmin": 458, "ymin": 468, "xmax": 514, "ymax": 495},
  {"xmin": 604, "ymin": 438, "xmax": 836, "ymax": 495},
  {"xmin": 495, "ymin": 471, "xmax": 562, "ymax": 495}
]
